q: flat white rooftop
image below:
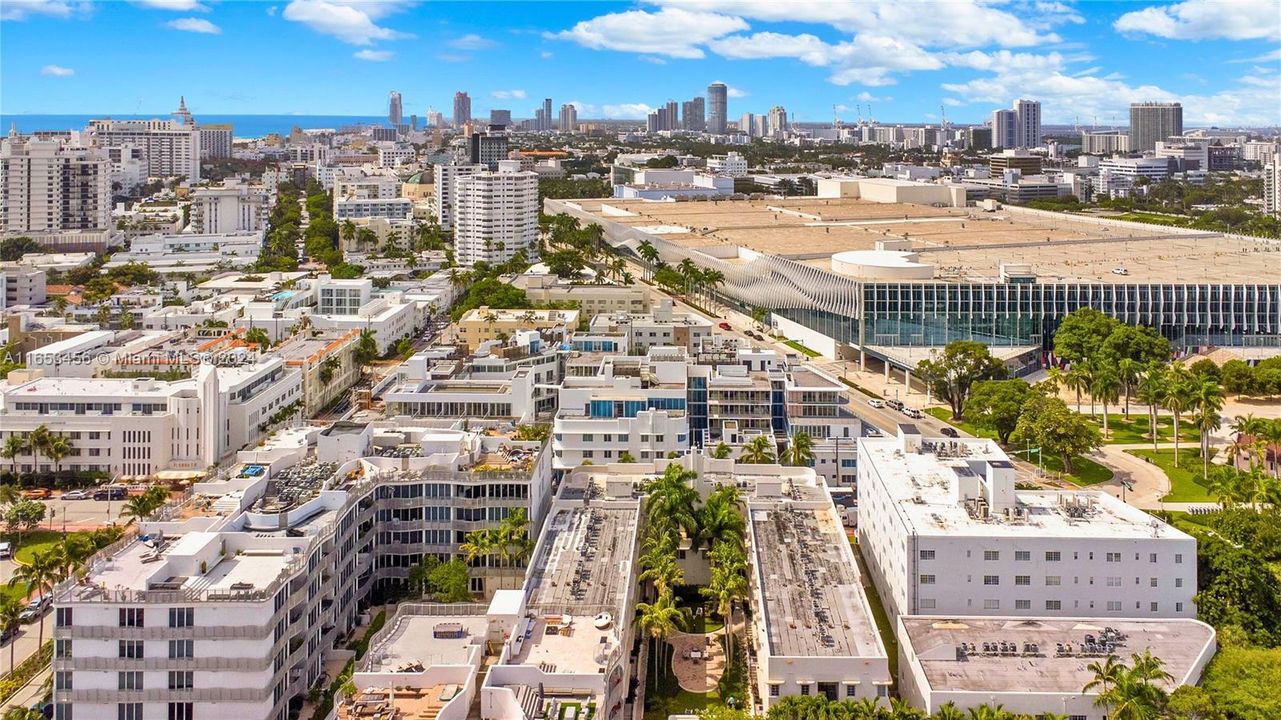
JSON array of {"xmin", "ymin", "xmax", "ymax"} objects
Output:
[
  {"xmin": 900, "ymin": 616, "xmax": 1215, "ymax": 694},
  {"xmin": 365, "ymin": 613, "xmax": 488, "ymax": 672},
  {"xmin": 861, "ymin": 436, "xmax": 1193, "ymax": 540}
]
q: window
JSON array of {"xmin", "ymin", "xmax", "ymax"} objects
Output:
[
  {"xmin": 1106, "ymin": 552, "xmax": 1122, "ymax": 563},
  {"xmin": 169, "ymin": 607, "xmax": 194, "ymax": 628},
  {"xmin": 1176, "ymin": 602, "xmax": 1184, "ymax": 613},
  {"xmin": 118, "ymin": 640, "xmax": 144, "ymax": 659},
  {"xmin": 168, "ymin": 703, "xmax": 194, "ymax": 720},
  {"xmin": 919, "ymin": 549, "xmax": 935, "ymax": 560},
  {"xmin": 983, "ymin": 599, "xmax": 1000, "ymax": 610},
  {"xmin": 1151, "ymin": 577, "xmax": 1159, "ymax": 587},
  {"xmin": 1015, "ymin": 550, "xmax": 1030, "ymax": 561},
  {"xmin": 118, "ymin": 671, "xmax": 143, "ymax": 691},
  {"xmin": 169, "ymin": 671, "xmax": 194, "ymax": 690},
  {"xmin": 1175, "ymin": 553, "xmax": 1183, "ymax": 564},
  {"xmin": 1045, "ymin": 576, "xmax": 1061, "ymax": 586},
  {"xmin": 1012, "ymin": 575, "xmax": 1030, "ymax": 586},
  {"xmin": 1045, "ymin": 600, "xmax": 1062, "ymax": 610},
  {"xmin": 1045, "ymin": 551, "xmax": 1061, "ymax": 562},
  {"xmin": 1175, "ymin": 578, "xmax": 1183, "ymax": 588},
  {"xmin": 1150, "ymin": 602, "xmax": 1159, "ymax": 612},
  {"xmin": 55, "ymin": 639, "xmax": 72, "ymax": 659},
  {"xmin": 846, "ymin": 685, "xmax": 857, "ymax": 698},
  {"xmin": 55, "ymin": 672, "xmax": 72, "ymax": 690},
  {"xmin": 920, "ymin": 599, "xmax": 936, "ymax": 609},
  {"xmin": 119, "ymin": 608, "xmax": 144, "ymax": 627},
  {"xmin": 769, "ymin": 685, "xmax": 780, "ymax": 698},
  {"xmin": 918, "ymin": 573, "xmax": 937, "ymax": 585},
  {"xmin": 983, "ymin": 575, "xmax": 1000, "ymax": 586},
  {"xmin": 877, "ymin": 686, "xmax": 889, "ymax": 698},
  {"xmin": 800, "ymin": 684, "xmax": 810, "ymax": 696},
  {"xmin": 53, "ymin": 704, "xmax": 72, "ymax": 720},
  {"xmin": 983, "ymin": 550, "xmax": 999, "ymax": 561},
  {"xmin": 169, "ymin": 639, "xmax": 194, "ymax": 659},
  {"xmin": 1015, "ymin": 599, "xmax": 1031, "ymax": 610},
  {"xmin": 1107, "ymin": 601, "xmax": 1122, "ymax": 611},
  {"xmin": 55, "ymin": 608, "xmax": 73, "ymax": 627},
  {"xmin": 1107, "ymin": 576, "xmax": 1122, "ymax": 587},
  {"xmin": 118, "ymin": 704, "xmax": 144, "ymax": 720},
  {"xmin": 1150, "ymin": 553, "xmax": 1158, "ymax": 563}
]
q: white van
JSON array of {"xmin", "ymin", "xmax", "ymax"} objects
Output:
[{"xmin": 0, "ymin": 542, "xmax": 11, "ymax": 560}]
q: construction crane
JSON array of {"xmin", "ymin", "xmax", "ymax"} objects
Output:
[
  {"xmin": 856, "ymin": 104, "xmax": 863, "ymax": 125},
  {"xmin": 832, "ymin": 104, "xmax": 842, "ymax": 128},
  {"xmin": 940, "ymin": 104, "xmax": 950, "ymax": 134}
]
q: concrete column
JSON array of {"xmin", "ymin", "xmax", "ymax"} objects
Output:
[
  {"xmin": 859, "ymin": 348, "xmax": 866, "ymax": 371},
  {"xmin": 884, "ymin": 362, "xmax": 890, "ymax": 381},
  {"xmin": 904, "ymin": 368, "xmax": 912, "ymax": 394}
]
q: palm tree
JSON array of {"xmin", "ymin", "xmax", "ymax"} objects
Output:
[
  {"xmin": 700, "ymin": 268, "xmax": 725, "ymax": 309},
  {"xmin": 120, "ymin": 494, "xmax": 156, "ymax": 522},
  {"xmin": 459, "ymin": 529, "xmax": 496, "ymax": 568},
  {"xmin": 751, "ymin": 306, "xmax": 769, "ymax": 331},
  {"xmin": 1135, "ymin": 365, "xmax": 1168, "ymax": 451},
  {"xmin": 637, "ymin": 548, "xmax": 683, "ymax": 595},
  {"xmin": 1091, "ymin": 368, "xmax": 1121, "ymax": 439},
  {"xmin": 1083, "ymin": 654, "xmax": 1127, "ymax": 711},
  {"xmin": 637, "ymin": 240, "xmax": 659, "ymax": 279},
  {"xmin": 965, "ymin": 705, "xmax": 1008, "ymax": 720},
  {"xmin": 699, "ymin": 487, "xmax": 745, "ymax": 550},
  {"xmin": 0, "ymin": 596, "xmax": 23, "ymax": 675},
  {"xmin": 932, "ymin": 704, "xmax": 966, "ymax": 720},
  {"xmin": 677, "ymin": 258, "xmax": 699, "ymax": 298},
  {"xmin": 1159, "ymin": 362, "xmax": 1193, "ymax": 467},
  {"xmin": 741, "ymin": 435, "xmax": 776, "ymax": 464},
  {"xmin": 43, "ymin": 435, "xmax": 71, "ymax": 480},
  {"xmin": 9, "ymin": 550, "xmax": 61, "ymax": 649},
  {"xmin": 1191, "ymin": 378, "xmax": 1225, "ymax": 479},
  {"xmin": 1263, "ymin": 419, "xmax": 1281, "ymax": 478},
  {"xmin": 701, "ymin": 541, "xmax": 748, "ymax": 663},
  {"xmin": 784, "ymin": 431, "xmax": 815, "ymax": 467},
  {"xmin": 711, "ymin": 442, "xmax": 732, "ymax": 460},
  {"xmin": 28, "ymin": 425, "xmax": 52, "ymax": 474},
  {"xmin": 244, "ymin": 327, "xmax": 270, "ymax": 350},
  {"xmin": 1117, "ymin": 358, "xmax": 1141, "ymax": 417},
  {"xmin": 1, "ymin": 435, "xmax": 27, "ymax": 479},
  {"xmin": 635, "ymin": 590, "xmax": 686, "ymax": 682},
  {"xmin": 1064, "ymin": 365, "xmax": 1090, "ymax": 414}
]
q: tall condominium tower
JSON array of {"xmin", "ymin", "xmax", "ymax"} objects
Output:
[
  {"xmin": 453, "ymin": 91, "xmax": 472, "ymax": 129},
  {"xmin": 0, "ymin": 135, "xmax": 111, "ymax": 238},
  {"xmin": 991, "ymin": 109, "xmax": 1018, "ymax": 149},
  {"xmin": 1013, "ymin": 99, "xmax": 1041, "ymax": 148},
  {"xmin": 542, "ymin": 97, "xmax": 553, "ymax": 131},
  {"xmin": 707, "ymin": 82, "xmax": 728, "ymax": 134},
  {"xmin": 388, "ymin": 90, "xmax": 403, "ymax": 126},
  {"xmin": 682, "ymin": 97, "xmax": 705, "ymax": 132},
  {"xmin": 1130, "ymin": 102, "xmax": 1184, "ymax": 152},
  {"xmin": 559, "ymin": 104, "xmax": 578, "ymax": 134}
]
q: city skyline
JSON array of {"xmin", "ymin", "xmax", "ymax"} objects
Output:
[{"xmin": 0, "ymin": 0, "xmax": 1278, "ymax": 126}]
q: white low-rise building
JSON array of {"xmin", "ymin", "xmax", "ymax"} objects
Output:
[
  {"xmin": 334, "ymin": 197, "xmax": 413, "ymax": 221},
  {"xmin": 588, "ymin": 298, "xmax": 714, "ymax": 353},
  {"xmin": 857, "ymin": 426, "xmax": 1197, "ymax": 622},
  {"xmin": 106, "ymin": 230, "xmax": 263, "ymax": 272}
]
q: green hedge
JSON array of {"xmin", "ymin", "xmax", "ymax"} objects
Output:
[{"xmin": 0, "ymin": 641, "xmax": 52, "ymax": 705}]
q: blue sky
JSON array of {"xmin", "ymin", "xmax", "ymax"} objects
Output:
[{"xmin": 1, "ymin": 0, "xmax": 1278, "ymax": 126}]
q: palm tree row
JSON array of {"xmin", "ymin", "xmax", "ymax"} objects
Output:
[
  {"xmin": 3, "ymin": 529, "xmax": 119, "ymax": 674},
  {"xmin": 699, "ymin": 485, "xmax": 748, "ymax": 665},
  {"xmin": 458, "ymin": 508, "xmax": 535, "ymax": 588},
  {"xmin": 1083, "ymin": 651, "xmax": 1173, "ymax": 720},
  {"xmin": 121, "ymin": 485, "xmax": 173, "ymax": 522},
  {"xmin": 1, "ymin": 424, "xmax": 76, "ymax": 480},
  {"xmin": 765, "ymin": 695, "xmax": 1064, "ymax": 720}
]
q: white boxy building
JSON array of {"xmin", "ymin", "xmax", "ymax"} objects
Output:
[{"xmin": 857, "ymin": 426, "xmax": 1197, "ymax": 622}]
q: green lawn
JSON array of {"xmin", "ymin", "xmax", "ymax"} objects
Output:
[
  {"xmin": 1078, "ymin": 412, "xmax": 1200, "ymax": 445},
  {"xmin": 782, "ymin": 339, "xmax": 820, "ymax": 358},
  {"xmin": 1125, "ymin": 448, "xmax": 1218, "ymax": 503},
  {"xmin": 643, "ymin": 642, "xmax": 720, "ymax": 720},
  {"xmin": 925, "ymin": 408, "xmax": 1113, "ymax": 486}
]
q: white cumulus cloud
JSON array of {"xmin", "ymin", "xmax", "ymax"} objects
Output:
[
  {"xmin": 1, "ymin": 0, "xmax": 74, "ymax": 21},
  {"xmin": 1114, "ymin": 0, "xmax": 1281, "ymax": 41},
  {"xmin": 166, "ymin": 17, "xmax": 220, "ymax": 34},
  {"xmin": 281, "ymin": 0, "xmax": 413, "ymax": 45},
  {"xmin": 549, "ymin": 7, "xmax": 748, "ymax": 59},
  {"xmin": 491, "ymin": 89, "xmax": 527, "ymax": 100},
  {"xmin": 448, "ymin": 33, "xmax": 495, "ymax": 50},
  {"xmin": 41, "ymin": 64, "xmax": 74, "ymax": 76},
  {"xmin": 353, "ymin": 49, "xmax": 392, "ymax": 61},
  {"xmin": 133, "ymin": 0, "xmax": 208, "ymax": 11}
]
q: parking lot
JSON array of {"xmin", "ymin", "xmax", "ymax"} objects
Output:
[{"xmin": 33, "ymin": 496, "xmax": 129, "ymax": 532}]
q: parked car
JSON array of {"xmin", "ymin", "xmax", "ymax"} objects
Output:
[
  {"xmin": 18, "ymin": 596, "xmax": 51, "ymax": 624},
  {"xmin": 0, "ymin": 542, "xmax": 11, "ymax": 560},
  {"xmin": 940, "ymin": 427, "xmax": 959, "ymax": 438},
  {"xmin": 868, "ymin": 399, "xmax": 885, "ymax": 408},
  {"xmin": 886, "ymin": 399, "xmax": 905, "ymax": 411},
  {"xmin": 0, "ymin": 626, "xmax": 16, "ymax": 645},
  {"xmin": 718, "ymin": 322, "xmax": 733, "ymax": 331},
  {"xmin": 61, "ymin": 489, "xmax": 92, "ymax": 500},
  {"xmin": 902, "ymin": 407, "xmax": 924, "ymax": 419},
  {"xmin": 92, "ymin": 486, "xmax": 127, "ymax": 501},
  {"xmin": 749, "ymin": 331, "xmax": 765, "ymax": 341},
  {"xmin": 20, "ymin": 488, "xmax": 50, "ymax": 500}
]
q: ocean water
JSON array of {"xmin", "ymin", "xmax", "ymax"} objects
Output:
[{"xmin": 0, "ymin": 114, "xmax": 397, "ymax": 138}]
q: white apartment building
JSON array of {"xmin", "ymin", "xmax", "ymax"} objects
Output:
[
  {"xmin": 1081, "ymin": 131, "xmax": 1131, "ymax": 155},
  {"xmin": 587, "ymin": 299, "xmax": 715, "ymax": 353},
  {"xmin": 52, "ymin": 421, "xmax": 555, "ymax": 720},
  {"xmin": 1265, "ymin": 151, "xmax": 1280, "ymax": 216},
  {"xmin": 513, "ymin": 273, "xmax": 652, "ymax": 317},
  {"xmin": 744, "ymin": 463, "xmax": 892, "ymax": 708},
  {"xmin": 432, "ymin": 163, "xmax": 482, "ymax": 230},
  {"xmin": 0, "ymin": 267, "xmax": 47, "ymax": 309},
  {"xmin": 1, "ymin": 135, "xmax": 112, "ymax": 243},
  {"xmin": 105, "ymin": 144, "xmax": 147, "ymax": 194},
  {"xmin": 0, "ymin": 359, "xmax": 302, "ymax": 475},
  {"xmin": 1098, "ymin": 156, "xmax": 1173, "ymax": 196},
  {"xmin": 199, "ymin": 124, "xmax": 233, "ymax": 159},
  {"xmin": 377, "ymin": 145, "xmax": 416, "ymax": 168},
  {"xmin": 453, "ymin": 162, "xmax": 538, "ymax": 265},
  {"xmin": 333, "ymin": 175, "xmax": 401, "ymax": 201},
  {"xmin": 106, "ymin": 231, "xmax": 263, "ymax": 273},
  {"xmin": 313, "ymin": 275, "xmax": 373, "ymax": 315},
  {"xmin": 707, "ymin": 151, "xmax": 748, "ymax": 177},
  {"xmin": 86, "ymin": 118, "xmax": 201, "ymax": 182},
  {"xmin": 857, "ymin": 426, "xmax": 1197, "ymax": 622},
  {"xmin": 898, "ymin": 615, "xmax": 1216, "ymax": 719},
  {"xmin": 190, "ymin": 180, "xmax": 273, "ymax": 233},
  {"xmin": 334, "ymin": 197, "xmax": 413, "ymax": 221}
]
